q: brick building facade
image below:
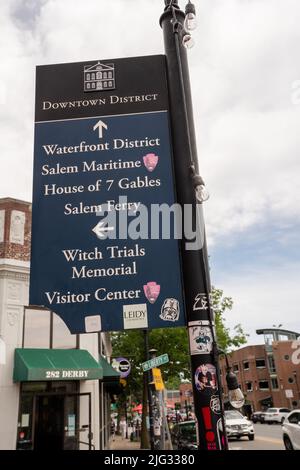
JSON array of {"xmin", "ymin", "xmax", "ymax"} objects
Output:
[
  {"xmin": 0, "ymin": 197, "xmax": 116, "ymax": 450},
  {"xmin": 179, "ymin": 382, "xmax": 194, "ymax": 410},
  {"xmin": 0, "ymin": 198, "xmax": 31, "ymax": 262},
  {"xmin": 219, "ymin": 332, "xmax": 300, "ymax": 412}
]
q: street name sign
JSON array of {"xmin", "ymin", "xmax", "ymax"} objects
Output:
[
  {"xmin": 141, "ymin": 353, "xmax": 169, "ymax": 372},
  {"xmin": 30, "ymin": 55, "xmax": 185, "ymax": 333}
]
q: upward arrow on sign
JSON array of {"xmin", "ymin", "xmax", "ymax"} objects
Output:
[{"xmin": 93, "ymin": 120, "xmax": 108, "ymax": 139}]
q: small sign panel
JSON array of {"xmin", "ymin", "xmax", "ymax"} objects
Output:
[
  {"xmin": 152, "ymin": 367, "xmax": 165, "ymax": 391},
  {"xmin": 112, "ymin": 357, "xmax": 131, "ymax": 378},
  {"xmin": 285, "ymin": 389, "xmax": 294, "ymax": 398}
]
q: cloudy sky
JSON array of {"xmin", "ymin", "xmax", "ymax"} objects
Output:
[{"xmin": 0, "ymin": 0, "xmax": 299, "ymax": 344}]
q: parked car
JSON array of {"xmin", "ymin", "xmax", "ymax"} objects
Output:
[
  {"xmin": 251, "ymin": 411, "xmax": 266, "ymax": 423},
  {"xmin": 264, "ymin": 407, "xmax": 291, "ymax": 424},
  {"xmin": 225, "ymin": 410, "xmax": 255, "ymax": 440},
  {"xmin": 282, "ymin": 410, "xmax": 300, "ymax": 450},
  {"xmin": 170, "ymin": 420, "xmax": 197, "ymax": 450}
]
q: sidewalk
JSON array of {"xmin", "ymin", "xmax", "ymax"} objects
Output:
[{"xmin": 109, "ymin": 434, "xmax": 141, "ymax": 451}]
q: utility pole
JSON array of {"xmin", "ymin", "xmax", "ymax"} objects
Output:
[
  {"xmin": 124, "ymin": 398, "xmax": 128, "ymax": 439},
  {"xmin": 185, "ymin": 400, "xmax": 189, "ymax": 419},
  {"xmin": 148, "ymin": 349, "xmax": 162, "ymax": 450},
  {"xmin": 160, "ymin": 0, "xmax": 228, "ymax": 450},
  {"xmin": 143, "ymin": 330, "xmax": 155, "ymax": 450}
]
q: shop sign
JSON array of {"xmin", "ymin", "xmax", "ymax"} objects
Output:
[{"xmin": 44, "ymin": 369, "xmax": 89, "ymax": 380}]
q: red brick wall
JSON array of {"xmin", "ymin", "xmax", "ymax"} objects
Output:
[
  {"xmin": 0, "ymin": 198, "xmax": 31, "ymax": 261},
  {"xmin": 179, "ymin": 382, "xmax": 194, "ymax": 407},
  {"xmin": 272, "ymin": 341, "xmax": 300, "ymax": 407},
  {"xmin": 219, "ymin": 345, "xmax": 271, "ymax": 411},
  {"xmin": 219, "ymin": 342, "xmax": 300, "ymax": 410}
]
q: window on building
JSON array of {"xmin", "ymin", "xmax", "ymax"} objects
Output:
[
  {"xmin": 108, "ymin": 71, "xmax": 112, "ymax": 79},
  {"xmin": 23, "ymin": 308, "xmax": 78, "ymax": 350},
  {"xmin": 271, "ymin": 378, "xmax": 279, "ymax": 389},
  {"xmin": 86, "ymin": 83, "xmax": 90, "ymax": 89},
  {"xmin": 108, "ymin": 81, "xmax": 113, "ymax": 87},
  {"xmin": 264, "ymin": 333, "xmax": 274, "ymax": 345},
  {"xmin": 97, "ymin": 72, "xmax": 102, "ymax": 79},
  {"xmin": 91, "ymin": 73, "xmax": 95, "ymax": 80},
  {"xmin": 267, "ymin": 356, "xmax": 276, "ymax": 373},
  {"xmin": 288, "ymin": 377, "xmax": 294, "ymax": 384},
  {"xmin": 98, "ymin": 333, "xmax": 106, "ymax": 356},
  {"xmin": 92, "ymin": 83, "xmax": 95, "ymax": 88},
  {"xmin": 243, "ymin": 361, "xmax": 249, "ymax": 370},
  {"xmin": 259, "ymin": 380, "xmax": 269, "ymax": 390},
  {"xmin": 23, "ymin": 308, "xmax": 51, "ymax": 348},
  {"xmin": 167, "ymin": 390, "xmax": 180, "ymax": 399},
  {"xmin": 103, "ymin": 72, "xmax": 107, "ymax": 79},
  {"xmin": 256, "ymin": 359, "xmax": 266, "ymax": 368},
  {"xmin": 246, "ymin": 382, "xmax": 253, "ymax": 391},
  {"xmin": 278, "ymin": 334, "xmax": 288, "ymax": 341},
  {"xmin": 284, "ymin": 355, "xmax": 290, "ymax": 361},
  {"xmin": 233, "ymin": 364, "xmax": 239, "ymax": 372},
  {"xmin": 52, "ymin": 313, "xmax": 76, "ymax": 349},
  {"xmin": 86, "ymin": 73, "xmax": 90, "ymax": 80}
]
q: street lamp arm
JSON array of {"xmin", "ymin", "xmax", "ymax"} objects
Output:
[
  {"xmin": 217, "ymin": 348, "xmax": 245, "ymax": 409},
  {"xmin": 216, "ymin": 347, "xmax": 231, "ymax": 369},
  {"xmin": 164, "ymin": 0, "xmax": 179, "ymax": 9}
]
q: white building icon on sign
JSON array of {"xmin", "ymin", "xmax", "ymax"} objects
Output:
[{"xmin": 84, "ymin": 62, "xmax": 115, "ymax": 92}]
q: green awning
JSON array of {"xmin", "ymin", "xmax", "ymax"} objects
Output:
[
  {"xmin": 13, "ymin": 348, "xmax": 103, "ymax": 382},
  {"xmin": 99, "ymin": 356, "xmax": 120, "ymax": 382},
  {"xmin": 99, "ymin": 356, "xmax": 122, "ymax": 395}
]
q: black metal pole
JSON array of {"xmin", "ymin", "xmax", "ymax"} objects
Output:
[
  {"xmin": 149, "ymin": 349, "xmax": 162, "ymax": 450},
  {"xmin": 160, "ymin": 1, "xmax": 228, "ymax": 450},
  {"xmin": 143, "ymin": 329, "xmax": 155, "ymax": 450},
  {"xmin": 124, "ymin": 398, "xmax": 128, "ymax": 439},
  {"xmin": 185, "ymin": 400, "xmax": 189, "ymax": 419}
]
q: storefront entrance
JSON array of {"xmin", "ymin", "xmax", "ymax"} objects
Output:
[
  {"xmin": 17, "ymin": 382, "xmax": 92, "ymax": 450},
  {"xmin": 35, "ymin": 394, "xmax": 64, "ymax": 450}
]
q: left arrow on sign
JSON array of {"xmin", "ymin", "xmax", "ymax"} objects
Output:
[
  {"xmin": 92, "ymin": 221, "xmax": 114, "ymax": 239},
  {"xmin": 93, "ymin": 120, "xmax": 108, "ymax": 139}
]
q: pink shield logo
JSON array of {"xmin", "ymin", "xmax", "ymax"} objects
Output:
[
  {"xmin": 143, "ymin": 282, "xmax": 161, "ymax": 304},
  {"xmin": 143, "ymin": 153, "xmax": 159, "ymax": 172}
]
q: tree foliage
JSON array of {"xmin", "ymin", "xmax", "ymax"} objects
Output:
[{"xmin": 211, "ymin": 287, "xmax": 248, "ymax": 352}]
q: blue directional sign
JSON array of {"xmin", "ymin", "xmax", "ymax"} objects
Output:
[{"xmin": 30, "ymin": 56, "xmax": 186, "ymax": 333}]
